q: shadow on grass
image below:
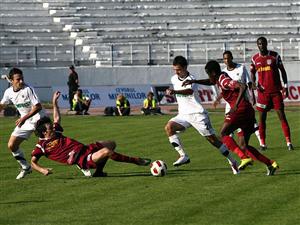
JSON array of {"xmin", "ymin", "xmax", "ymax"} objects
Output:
[
  {"xmin": 50, "ymin": 166, "xmax": 300, "ymax": 179},
  {"xmin": 0, "ymin": 200, "xmax": 47, "ymax": 205}
]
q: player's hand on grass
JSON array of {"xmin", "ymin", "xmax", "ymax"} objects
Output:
[{"xmin": 42, "ymin": 168, "xmax": 53, "ymax": 176}]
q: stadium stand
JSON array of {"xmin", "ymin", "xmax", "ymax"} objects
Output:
[{"xmin": 0, "ymin": 0, "xmax": 299, "ymax": 67}]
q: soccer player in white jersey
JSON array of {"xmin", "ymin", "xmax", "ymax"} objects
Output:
[
  {"xmin": 0, "ymin": 68, "xmax": 47, "ymax": 179},
  {"xmin": 0, "ymin": 68, "xmax": 92, "ymax": 179},
  {"xmin": 164, "ymin": 56, "xmax": 247, "ymax": 174},
  {"xmin": 215, "ymin": 51, "xmax": 262, "ymax": 147}
]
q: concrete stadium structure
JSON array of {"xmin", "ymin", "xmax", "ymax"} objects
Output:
[{"xmin": 0, "ymin": 0, "xmax": 300, "ymax": 103}]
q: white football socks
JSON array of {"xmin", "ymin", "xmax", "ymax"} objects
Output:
[
  {"xmin": 219, "ymin": 144, "xmax": 236, "ymax": 165},
  {"xmin": 12, "ymin": 149, "xmax": 30, "ymax": 169},
  {"xmin": 168, "ymin": 134, "xmax": 186, "ymax": 156}
]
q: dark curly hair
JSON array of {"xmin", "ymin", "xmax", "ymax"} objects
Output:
[
  {"xmin": 34, "ymin": 116, "xmax": 52, "ymax": 138},
  {"xmin": 8, "ymin": 68, "xmax": 23, "ymax": 80},
  {"xmin": 257, "ymin": 36, "xmax": 267, "ymax": 44},
  {"xmin": 223, "ymin": 50, "xmax": 233, "ymax": 58},
  {"xmin": 173, "ymin": 55, "xmax": 188, "ymax": 67},
  {"xmin": 205, "ymin": 60, "xmax": 221, "ymax": 74}
]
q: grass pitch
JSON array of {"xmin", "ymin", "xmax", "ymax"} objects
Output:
[{"xmin": 0, "ymin": 108, "xmax": 299, "ymax": 225}]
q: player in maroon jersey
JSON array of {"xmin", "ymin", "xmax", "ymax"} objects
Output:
[
  {"xmin": 31, "ymin": 91, "xmax": 151, "ymax": 177},
  {"xmin": 250, "ymin": 36, "xmax": 293, "ymax": 151},
  {"xmin": 183, "ymin": 60, "xmax": 279, "ymax": 175}
]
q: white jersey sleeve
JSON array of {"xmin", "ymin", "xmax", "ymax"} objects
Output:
[
  {"xmin": 223, "ymin": 63, "xmax": 248, "ymax": 84},
  {"xmin": 1, "ymin": 88, "xmax": 12, "ymax": 105},
  {"xmin": 242, "ymin": 65, "xmax": 251, "ymax": 84}
]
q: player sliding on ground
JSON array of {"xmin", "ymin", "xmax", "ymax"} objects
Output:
[
  {"xmin": 164, "ymin": 56, "xmax": 248, "ymax": 175},
  {"xmin": 31, "ymin": 91, "xmax": 151, "ymax": 177},
  {"xmin": 183, "ymin": 60, "xmax": 278, "ymax": 175}
]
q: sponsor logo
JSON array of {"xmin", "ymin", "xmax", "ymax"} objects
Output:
[
  {"xmin": 108, "ymin": 87, "xmax": 146, "ymax": 100},
  {"xmin": 257, "ymin": 66, "xmax": 271, "ymax": 72},
  {"xmin": 15, "ymin": 101, "xmax": 31, "ymax": 108},
  {"xmin": 46, "ymin": 139, "xmax": 59, "ymax": 151}
]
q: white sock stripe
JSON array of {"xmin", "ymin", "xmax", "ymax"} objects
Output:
[{"xmin": 11, "ymin": 149, "xmax": 23, "ymax": 157}]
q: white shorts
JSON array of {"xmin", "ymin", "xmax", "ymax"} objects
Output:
[
  {"xmin": 169, "ymin": 113, "xmax": 215, "ymax": 137},
  {"xmin": 11, "ymin": 126, "xmax": 34, "ymax": 140}
]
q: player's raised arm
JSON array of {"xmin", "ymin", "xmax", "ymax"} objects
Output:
[{"xmin": 52, "ymin": 91, "xmax": 61, "ymax": 124}]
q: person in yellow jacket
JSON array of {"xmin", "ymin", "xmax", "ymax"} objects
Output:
[
  {"xmin": 141, "ymin": 91, "xmax": 162, "ymax": 115},
  {"xmin": 73, "ymin": 89, "xmax": 91, "ymax": 115},
  {"xmin": 114, "ymin": 94, "xmax": 130, "ymax": 116}
]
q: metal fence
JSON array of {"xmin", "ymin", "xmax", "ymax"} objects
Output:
[{"xmin": 1, "ymin": 41, "xmax": 299, "ymax": 67}]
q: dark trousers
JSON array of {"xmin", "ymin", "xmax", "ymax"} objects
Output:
[
  {"xmin": 74, "ymin": 102, "xmax": 90, "ymax": 113},
  {"xmin": 114, "ymin": 107, "xmax": 130, "ymax": 116},
  {"xmin": 141, "ymin": 107, "xmax": 162, "ymax": 115}
]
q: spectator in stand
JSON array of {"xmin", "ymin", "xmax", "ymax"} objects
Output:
[
  {"xmin": 67, "ymin": 65, "xmax": 79, "ymax": 111},
  {"xmin": 141, "ymin": 91, "xmax": 162, "ymax": 115},
  {"xmin": 250, "ymin": 36, "xmax": 293, "ymax": 151},
  {"xmin": 114, "ymin": 94, "xmax": 130, "ymax": 116},
  {"xmin": 72, "ymin": 89, "xmax": 91, "ymax": 115}
]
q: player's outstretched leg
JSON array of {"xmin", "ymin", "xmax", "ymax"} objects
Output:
[{"xmin": 110, "ymin": 152, "xmax": 151, "ymax": 166}]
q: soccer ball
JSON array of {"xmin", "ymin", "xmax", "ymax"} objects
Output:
[{"xmin": 150, "ymin": 160, "xmax": 167, "ymax": 177}]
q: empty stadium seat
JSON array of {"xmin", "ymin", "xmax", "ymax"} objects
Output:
[{"xmin": 0, "ymin": 0, "xmax": 299, "ymax": 66}]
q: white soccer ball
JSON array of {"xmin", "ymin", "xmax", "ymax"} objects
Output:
[{"xmin": 150, "ymin": 160, "xmax": 167, "ymax": 177}]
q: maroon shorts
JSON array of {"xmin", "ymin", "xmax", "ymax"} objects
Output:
[
  {"xmin": 225, "ymin": 106, "xmax": 256, "ymax": 137},
  {"xmin": 76, "ymin": 142, "xmax": 104, "ymax": 169},
  {"xmin": 256, "ymin": 91, "xmax": 284, "ymax": 112}
]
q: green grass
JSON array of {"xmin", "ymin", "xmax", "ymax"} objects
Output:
[{"xmin": 0, "ymin": 109, "xmax": 300, "ymax": 225}]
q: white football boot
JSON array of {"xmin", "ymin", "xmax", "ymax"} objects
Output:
[
  {"xmin": 228, "ymin": 160, "xmax": 240, "ymax": 175},
  {"xmin": 173, "ymin": 155, "xmax": 190, "ymax": 167},
  {"xmin": 77, "ymin": 165, "xmax": 92, "ymax": 177},
  {"xmin": 16, "ymin": 167, "xmax": 32, "ymax": 180}
]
